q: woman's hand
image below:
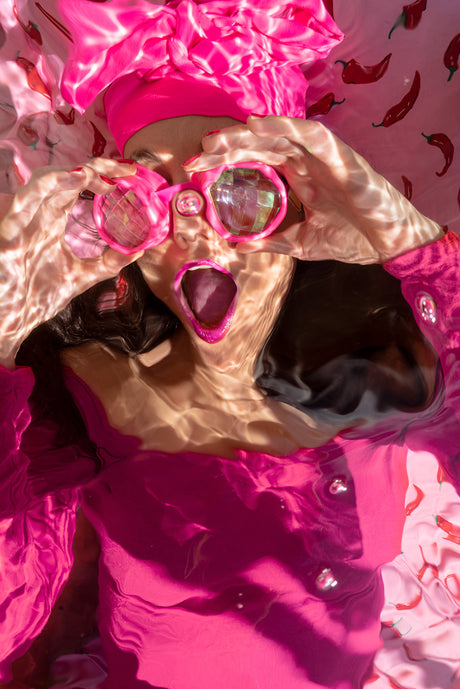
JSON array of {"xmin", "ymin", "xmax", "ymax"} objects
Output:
[
  {"xmin": 185, "ymin": 116, "xmax": 444, "ymax": 264},
  {"xmin": 0, "ymin": 159, "xmax": 140, "ymax": 369}
]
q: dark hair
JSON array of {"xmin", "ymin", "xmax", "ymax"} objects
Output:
[
  {"xmin": 255, "ymin": 259, "xmax": 436, "ymax": 425},
  {"xmin": 17, "ymin": 258, "xmax": 436, "ymax": 460},
  {"xmin": 16, "ymin": 263, "xmax": 179, "ymax": 464}
]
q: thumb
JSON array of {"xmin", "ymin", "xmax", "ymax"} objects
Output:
[
  {"xmin": 236, "ymin": 230, "xmax": 303, "ymax": 258},
  {"xmin": 101, "ymin": 248, "xmax": 145, "ymax": 275},
  {"xmin": 82, "ymin": 248, "xmax": 145, "ymax": 280}
]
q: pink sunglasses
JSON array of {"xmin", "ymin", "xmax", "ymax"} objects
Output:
[{"xmin": 92, "ymin": 162, "xmax": 288, "ymax": 254}]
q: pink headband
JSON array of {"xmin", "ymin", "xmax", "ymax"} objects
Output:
[
  {"xmin": 59, "ymin": 0, "xmax": 343, "ymax": 153},
  {"xmin": 104, "ymin": 74, "xmax": 249, "ymax": 153}
]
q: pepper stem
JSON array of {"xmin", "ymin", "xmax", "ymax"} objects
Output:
[
  {"xmin": 447, "ymin": 67, "xmax": 457, "ymax": 82},
  {"xmin": 334, "ymin": 60, "xmax": 347, "ymax": 68},
  {"xmin": 388, "ymin": 12, "xmax": 405, "ymax": 39},
  {"xmin": 421, "ymin": 132, "xmax": 432, "ymax": 142}
]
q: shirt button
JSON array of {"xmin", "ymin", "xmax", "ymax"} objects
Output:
[
  {"xmin": 315, "ymin": 568, "xmax": 338, "ymax": 592},
  {"xmin": 328, "ymin": 477, "xmax": 348, "ymax": 495},
  {"xmin": 416, "ymin": 293, "xmax": 437, "ymax": 324}
]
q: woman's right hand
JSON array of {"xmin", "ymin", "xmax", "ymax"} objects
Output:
[
  {"xmin": 0, "ymin": 159, "xmax": 140, "ymax": 369},
  {"xmin": 186, "ymin": 116, "xmax": 443, "ymax": 265}
]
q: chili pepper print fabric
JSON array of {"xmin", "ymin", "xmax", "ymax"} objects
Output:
[
  {"xmin": 0, "ymin": 1, "xmax": 460, "ymax": 688},
  {"xmin": 304, "ymin": 0, "xmax": 460, "ymax": 241}
]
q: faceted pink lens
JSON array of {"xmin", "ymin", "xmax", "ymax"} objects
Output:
[
  {"xmin": 98, "ymin": 187, "xmax": 152, "ymax": 250},
  {"xmin": 209, "ymin": 168, "xmax": 282, "ymax": 237}
]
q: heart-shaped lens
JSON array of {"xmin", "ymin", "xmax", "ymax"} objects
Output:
[{"xmin": 209, "ymin": 168, "xmax": 282, "ymax": 237}]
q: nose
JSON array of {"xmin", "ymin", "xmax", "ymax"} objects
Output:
[{"xmin": 172, "ymin": 189, "xmax": 215, "ymax": 249}]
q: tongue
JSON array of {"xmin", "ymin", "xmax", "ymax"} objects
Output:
[{"xmin": 182, "ymin": 268, "xmax": 237, "ymax": 328}]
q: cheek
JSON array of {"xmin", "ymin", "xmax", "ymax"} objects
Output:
[
  {"xmin": 238, "ymin": 255, "xmax": 295, "ymax": 304},
  {"xmin": 138, "ymin": 251, "xmax": 177, "ymax": 302}
]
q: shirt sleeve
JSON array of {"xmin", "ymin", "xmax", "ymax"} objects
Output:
[
  {"xmin": 0, "ymin": 364, "xmax": 87, "ymax": 683},
  {"xmin": 384, "ymin": 232, "xmax": 460, "ymax": 488}
]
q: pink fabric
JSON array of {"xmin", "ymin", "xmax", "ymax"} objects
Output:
[
  {"xmin": 58, "ymin": 0, "xmax": 343, "ymax": 151},
  {"xmin": 303, "ymin": 0, "xmax": 460, "ymax": 235},
  {"xmin": 1, "ymin": 234, "xmax": 460, "ymax": 687},
  {"xmin": 104, "ymin": 74, "xmax": 250, "ymax": 154}
]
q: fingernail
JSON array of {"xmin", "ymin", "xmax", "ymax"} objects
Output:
[
  {"xmin": 203, "ymin": 129, "xmax": 220, "ymax": 137},
  {"xmin": 79, "ymin": 190, "xmax": 95, "ymax": 200},
  {"xmin": 100, "ymin": 174, "xmax": 116, "ymax": 185},
  {"xmin": 70, "ymin": 167, "xmax": 83, "ymax": 172},
  {"xmin": 182, "ymin": 154, "xmax": 200, "ymax": 168},
  {"xmin": 248, "ymin": 113, "xmax": 265, "ymax": 119},
  {"xmin": 115, "ymin": 158, "xmax": 135, "ymax": 165}
]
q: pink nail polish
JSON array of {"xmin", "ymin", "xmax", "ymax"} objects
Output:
[
  {"xmin": 70, "ymin": 167, "xmax": 83, "ymax": 172},
  {"xmin": 100, "ymin": 174, "xmax": 115, "ymax": 185},
  {"xmin": 182, "ymin": 154, "xmax": 200, "ymax": 167},
  {"xmin": 204, "ymin": 129, "xmax": 220, "ymax": 137},
  {"xmin": 115, "ymin": 158, "xmax": 135, "ymax": 165}
]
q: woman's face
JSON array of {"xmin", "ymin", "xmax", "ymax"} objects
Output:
[{"xmin": 124, "ymin": 115, "xmax": 295, "ymax": 368}]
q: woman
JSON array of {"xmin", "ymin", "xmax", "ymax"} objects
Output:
[{"xmin": 1, "ymin": 1, "xmax": 459, "ymax": 688}]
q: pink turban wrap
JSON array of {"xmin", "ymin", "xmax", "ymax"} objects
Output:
[{"xmin": 58, "ymin": 0, "xmax": 343, "ymax": 152}]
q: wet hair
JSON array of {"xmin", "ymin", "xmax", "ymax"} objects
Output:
[
  {"xmin": 16, "ymin": 263, "xmax": 179, "ymax": 463},
  {"xmin": 17, "ymin": 258, "xmax": 436, "ymax": 460},
  {"xmin": 255, "ymin": 259, "xmax": 436, "ymax": 425}
]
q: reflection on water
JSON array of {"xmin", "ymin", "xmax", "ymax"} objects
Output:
[{"xmin": 9, "ymin": 248, "xmax": 447, "ymax": 689}]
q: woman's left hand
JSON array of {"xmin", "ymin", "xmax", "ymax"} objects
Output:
[{"xmin": 184, "ymin": 116, "xmax": 443, "ymax": 264}]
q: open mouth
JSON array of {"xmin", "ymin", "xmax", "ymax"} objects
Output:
[{"xmin": 175, "ymin": 260, "xmax": 238, "ymax": 343}]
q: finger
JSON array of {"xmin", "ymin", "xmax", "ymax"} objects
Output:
[
  {"xmin": 0, "ymin": 168, "xmax": 87, "ymax": 241},
  {"xmin": 201, "ymin": 125, "xmax": 256, "ymax": 154},
  {"xmin": 83, "ymin": 157, "xmax": 137, "ymax": 178},
  {"xmin": 201, "ymin": 128, "xmax": 301, "ymax": 160},
  {"xmin": 185, "ymin": 149, "xmax": 288, "ymax": 171},
  {"xmin": 246, "ymin": 115, "xmax": 321, "ymax": 148},
  {"xmin": 78, "ymin": 248, "xmax": 145, "ymax": 283},
  {"xmin": 235, "ymin": 225, "xmax": 306, "ymax": 259}
]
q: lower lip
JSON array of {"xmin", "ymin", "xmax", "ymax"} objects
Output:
[{"xmin": 174, "ymin": 260, "xmax": 238, "ymax": 343}]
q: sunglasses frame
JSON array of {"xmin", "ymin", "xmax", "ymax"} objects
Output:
[{"xmin": 93, "ymin": 162, "xmax": 288, "ymax": 255}]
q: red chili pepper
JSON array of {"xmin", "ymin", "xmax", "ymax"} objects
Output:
[
  {"xmin": 13, "ymin": 160, "xmax": 25, "ymax": 186},
  {"xmin": 54, "ymin": 108, "xmax": 76, "ymax": 126},
  {"xmin": 405, "ymin": 484, "xmax": 423, "ymax": 515},
  {"xmin": 323, "ymin": 0, "xmax": 334, "ymax": 17},
  {"xmin": 443, "ymin": 33, "xmax": 460, "ymax": 82},
  {"xmin": 388, "ymin": 0, "xmax": 427, "ymax": 39},
  {"xmin": 116, "ymin": 273, "xmax": 129, "ymax": 306},
  {"xmin": 436, "ymin": 514, "xmax": 460, "ymax": 545},
  {"xmin": 17, "ymin": 120, "xmax": 39, "ymax": 149},
  {"xmin": 437, "ymin": 464, "xmax": 446, "ymax": 484},
  {"xmin": 305, "ymin": 93, "xmax": 345, "ymax": 118},
  {"xmin": 335, "ymin": 53, "xmax": 391, "ymax": 84},
  {"xmin": 35, "ymin": 2, "xmax": 73, "ymax": 42},
  {"xmin": 0, "ymin": 22, "xmax": 7, "ymax": 50},
  {"xmin": 395, "ymin": 590, "xmax": 422, "ymax": 610},
  {"xmin": 90, "ymin": 122, "xmax": 106, "ymax": 157},
  {"xmin": 372, "ymin": 71, "xmax": 420, "ymax": 128},
  {"xmin": 401, "ymin": 175, "xmax": 413, "ymax": 200},
  {"xmin": 13, "ymin": 5, "xmax": 42, "ymax": 45},
  {"xmin": 15, "ymin": 56, "xmax": 51, "ymax": 100},
  {"xmin": 421, "ymin": 131, "xmax": 454, "ymax": 177}
]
